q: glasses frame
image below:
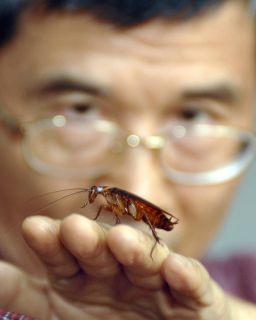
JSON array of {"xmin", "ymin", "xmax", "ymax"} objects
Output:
[{"xmin": 1, "ymin": 111, "xmax": 256, "ymax": 185}]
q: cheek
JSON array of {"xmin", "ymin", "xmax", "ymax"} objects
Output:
[{"xmin": 180, "ymin": 183, "xmax": 238, "ymax": 221}]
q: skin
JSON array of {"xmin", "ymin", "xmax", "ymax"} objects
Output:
[{"xmin": 0, "ymin": 1, "xmax": 255, "ymax": 319}]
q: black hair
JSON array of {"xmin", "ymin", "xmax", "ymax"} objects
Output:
[{"xmin": 0, "ymin": 0, "xmax": 224, "ymax": 46}]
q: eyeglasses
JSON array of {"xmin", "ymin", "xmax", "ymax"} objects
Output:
[{"xmin": 1, "ymin": 112, "xmax": 255, "ymax": 185}]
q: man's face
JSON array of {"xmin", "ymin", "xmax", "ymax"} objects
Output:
[{"xmin": 0, "ymin": 1, "xmax": 254, "ymax": 259}]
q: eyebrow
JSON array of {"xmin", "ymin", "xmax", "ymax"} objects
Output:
[
  {"xmin": 30, "ymin": 75, "xmax": 109, "ymax": 97},
  {"xmin": 182, "ymin": 83, "xmax": 240, "ymax": 103}
]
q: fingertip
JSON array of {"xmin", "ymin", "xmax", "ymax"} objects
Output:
[
  {"xmin": 22, "ymin": 215, "xmax": 41, "ymax": 233},
  {"xmin": 22, "ymin": 216, "xmax": 59, "ymax": 255},
  {"xmin": 60, "ymin": 213, "xmax": 108, "ymax": 259}
]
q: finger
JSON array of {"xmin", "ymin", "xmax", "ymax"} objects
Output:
[
  {"xmin": 0, "ymin": 261, "xmax": 48, "ymax": 318},
  {"xmin": 107, "ymin": 224, "xmax": 170, "ymax": 290},
  {"xmin": 22, "ymin": 216, "xmax": 80, "ymax": 279},
  {"xmin": 161, "ymin": 253, "xmax": 222, "ymax": 310},
  {"xmin": 60, "ymin": 214, "xmax": 119, "ymax": 279}
]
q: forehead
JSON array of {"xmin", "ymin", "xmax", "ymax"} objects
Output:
[{"xmin": 0, "ymin": 1, "xmax": 254, "ymax": 101}]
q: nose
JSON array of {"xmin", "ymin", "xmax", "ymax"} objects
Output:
[{"xmin": 106, "ymin": 146, "xmax": 176, "ymax": 211}]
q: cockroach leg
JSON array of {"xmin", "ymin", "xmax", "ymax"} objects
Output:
[
  {"xmin": 142, "ymin": 213, "xmax": 161, "ymax": 258},
  {"xmin": 93, "ymin": 205, "xmax": 104, "ymax": 220},
  {"xmin": 93, "ymin": 203, "xmax": 121, "ymax": 225},
  {"xmin": 106, "ymin": 204, "xmax": 121, "ymax": 224},
  {"xmin": 114, "ymin": 214, "xmax": 121, "ymax": 225},
  {"xmin": 81, "ymin": 200, "xmax": 88, "ymax": 209},
  {"xmin": 150, "ymin": 240, "xmax": 158, "ymax": 259}
]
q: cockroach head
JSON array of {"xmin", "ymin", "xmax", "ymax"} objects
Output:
[
  {"xmin": 95, "ymin": 186, "xmax": 107, "ymax": 193},
  {"xmin": 88, "ymin": 185, "xmax": 108, "ymax": 202}
]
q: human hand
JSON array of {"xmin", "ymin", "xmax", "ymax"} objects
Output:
[{"xmin": 0, "ymin": 213, "xmax": 251, "ymax": 319}]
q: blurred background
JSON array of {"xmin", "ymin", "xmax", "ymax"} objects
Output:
[{"xmin": 208, "ymin": 160, "xmax": 256, "ymax": 257}]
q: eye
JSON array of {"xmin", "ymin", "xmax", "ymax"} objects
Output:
[
  {"xmin": 178, "ymin": 107, "xmax": 212, "ymax": 123},
  {"xmin": 63, "ymin": 102, "xmax": 98, "ymax": 119},
  {"xmin": 71, "ymin": 103, "xmax": 93, "ymax": 113}
]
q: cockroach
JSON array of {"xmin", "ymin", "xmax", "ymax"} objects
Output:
[
  {"xmin": 84, "ymin": 186, "xmax": 179, "ymax": 256},
  {"xmin": 33, "ymin": 186, "xmax": 179, "ymax": 257}
]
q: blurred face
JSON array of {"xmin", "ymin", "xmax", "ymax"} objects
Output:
[{"xmin": 0, "ymin": 1, "xmax": 254, "ymax": 266}]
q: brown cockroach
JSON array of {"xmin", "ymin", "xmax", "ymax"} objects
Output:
[
  {"xmin": 83, "ymin": 185, "xmax": 178, "ymax": 256},
  {"xmin": 33, "ymin": 185, "xmax": 179, "ymax": 257}
]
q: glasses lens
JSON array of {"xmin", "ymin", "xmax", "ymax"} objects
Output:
[
  {"xmin": 161, "ymin": 124, "xmax": 255, "ymax": 184},
  {"xmin": 22, "ymin": 117, "xmax": 118, "ymax": 176}
]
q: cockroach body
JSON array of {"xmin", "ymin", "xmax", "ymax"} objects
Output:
[{"xmin": 84, "ymin": 186, "xmax": 179, "ymax": 256}]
